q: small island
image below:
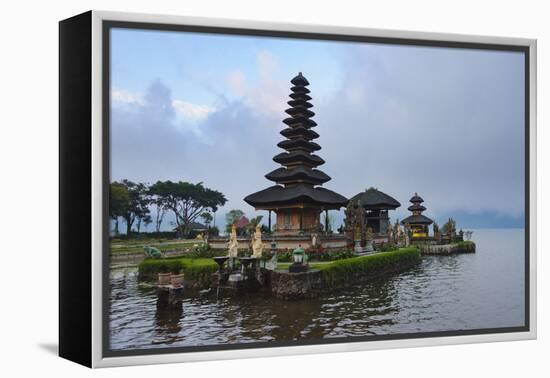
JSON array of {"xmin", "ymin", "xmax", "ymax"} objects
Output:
[{"xmin": 124, "ymin": 73, "xmax": 475, "ymax": 301}]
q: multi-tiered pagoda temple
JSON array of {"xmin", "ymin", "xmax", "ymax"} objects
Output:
[
  {"xmin": 244, "ymin": 73, "xmax": 348, "ymax": 236},
  {"xmin": 401, "ymin": 193, "xmax": 433, "ymax": 237}
]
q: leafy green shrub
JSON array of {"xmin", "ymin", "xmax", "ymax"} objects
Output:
[
  {"xmin": 138, "ymin": 258, "xmax": 183, "ymax": 278},
  {"xmin": 374, "ymin": 242, "xmax": 396, "ymax": 252},
  {"xmin": 312, "ymin": 249, "xmax": 355, "ymax": 261},
  {"xmin": 207, "ymin": 226, "xmax": 220, "ymax": 236},
  {"xmin": 277, "ymin": 250, "xmax": 293, "ymax": 262},
  {"xmin": 187, "ymin": 243, "xmax": 217, "ymax": 258},
  {"xmin": 258, "ymin": 247, "xmax": 350, "ymax": 263},
  {"xmin": 179, "ymin": 259, "xmax": 218, "ymax": 286},
  {"xmin": 453, "ymin": 241, "xmax": 476, "ymax": 252},
  {"xmin": 273, "ymin": 248, "xmax": 355, "ymax": 263}
]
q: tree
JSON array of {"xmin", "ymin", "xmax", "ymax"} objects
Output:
[
  {"xmin": 110, "ymin": 182, "xmax": 129, "ymax": 235},
  {"xmin": 136, "ymin": 214, "xmax": 152, "ymax": 233},
  {"xmin": 117, "ymin": 180, "xmax": 151, "ymax": 236},
  {"xmin": 208, "ymin": 225, "xmax": 220, "ymax": 236},
  {"xmin": 225, "ymin": 209, "xmax": 245, "ymax": 234},
  {"xmin": 160, "ymin": 181, "xmax": 227, "ymax": 238},
  {"xmin": 149, "ymin": 181, "xmax": 171, "ymax": 233},
  {"xmin": 200, "ymin": 211, "xmax": 213, "ymax": 228},
  {"xmin": 246, "ymin": 215, "xmax": 263, "ymax": 234}
]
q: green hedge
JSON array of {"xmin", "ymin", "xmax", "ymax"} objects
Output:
[
  {"xmin": 138, "ymin": 257, "xmax": 218, "ymax": 288},
  {"xmin": 452, "ymin": 241, "xmax": 476, "ymax": 253},
  {"xmin": 314, "ymin": 247, "xmax": 421, "ymax": 288}
]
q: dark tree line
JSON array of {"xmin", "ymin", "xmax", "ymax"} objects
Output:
[{"xmin": 110, "ymin": 180, "xmax": 226, "ymax": 238}]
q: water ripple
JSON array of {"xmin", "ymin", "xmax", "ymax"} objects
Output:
[{"xmin": 109, "ymin": 230, "xmax": 526, "ymax": 351}]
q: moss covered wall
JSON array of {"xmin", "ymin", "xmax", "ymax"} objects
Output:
[
  {"xmin": 271, "ymin": 248, "xmax": 421, "ymax": 299},
  {"xmin": 315, "ymin": 247, "xmax": 421, "ymax": 289}
]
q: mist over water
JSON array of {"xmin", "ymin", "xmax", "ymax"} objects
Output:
[{"xmin": 109, "ymin": 229, "xmax": 525, "ymax": 351}]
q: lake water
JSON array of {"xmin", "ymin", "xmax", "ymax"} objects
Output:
[{"xmin": 109, "ymin": 229, "xmax": 525, "ymax": 351}]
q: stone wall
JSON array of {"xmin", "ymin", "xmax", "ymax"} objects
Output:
[
  {"xmin": 270, "ymin": 269, "xmax": 323, "ymax": 300},
  {"xmin": 208, "ymin": 238, "xmax": 250, "ymax": 250},
  {"xmin": 419, "ymin": 241, "xmax": 476, "ymax": 255}
]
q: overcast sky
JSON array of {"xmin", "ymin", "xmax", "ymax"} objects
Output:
[{"xmin": 110, "ymin": 28, "xmax": 525, "ymax": 231}]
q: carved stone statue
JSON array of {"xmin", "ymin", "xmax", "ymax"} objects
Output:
[
  {"xmin": 353, "ymin": 224, "xmax": 363, "ymax": 253},
  {"xmin": 251, "ymin": 225, "xmax": 264, "ymax": 258},
  {"xmin": 354, "ymin": 224, "xmax": 362, "ymax": 241},
  {"xmin": 227, "ymin": 224, "xmax": 239, "ymax": 258},
  {"xmin": 364, "ymin": 227, "xmax": 374, "ymax": 252},
  {"xmin": 404, "ymin": 223, "xmax": 410, "ymax": 247},
  {"xmin": 365, "ymin": 227, "xmax": 373, "ymax": 241},
  {"xmin": 344, "ymin": 201, "xmax": 366, "ymax": 242},
  {"xmin": 393, "ymin": 220, "xmax": 400, "ymax": 245}
]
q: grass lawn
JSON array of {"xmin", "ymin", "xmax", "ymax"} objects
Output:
[{"xmin": 110, "ymin": 239, "xmax": 206, "ymax": 254}]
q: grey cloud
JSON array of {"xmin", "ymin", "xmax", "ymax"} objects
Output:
[
  {"xmin": 111, "ymin": 45, "xmax": 525, "ymax": 231},
  {"xmin": 316, "ymin": 45, "xmax": 524, "ymax": 223}
]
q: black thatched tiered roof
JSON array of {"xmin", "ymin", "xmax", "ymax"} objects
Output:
[
  {"xmin": 401, "ymin": 192, "xmax": 433, "ymax": 225},
  {"xmin": 349, "ymin": 187, "xmax": 401, "ymax": 210},
  {"xmin": 410, "ymin": 193, "xmax": 424, "ymax": 203},
  {"xmin": 244, "ymin": 185, "xmax": 348, "ymax": 208},
  {"xmin": 407, "ymin": 203, "xmax": 426, "ymax": 212},
  {"xmin": 244, "ymin": 73, "xmax": 347, "ymax": 209},
  {"xmin": 401, "ymin": 214, "xmax": 434, "ymax": 225}
]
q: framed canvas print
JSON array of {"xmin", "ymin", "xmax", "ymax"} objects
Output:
[{"xmin": 59, "ymin": 10, "xmax": 537, "ymax": 368}]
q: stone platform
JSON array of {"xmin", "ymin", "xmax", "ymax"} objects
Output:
[
  {"xmin": 209, "ymin": 234, "xmax": 347, "ymax": 251},
  {"xmin": 418, "ymin": 242, "xmax": 476, "ymax": 255},
  {"xmin": 211, "ymin": 271, "xmax": 264, "ymax": 297}
]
